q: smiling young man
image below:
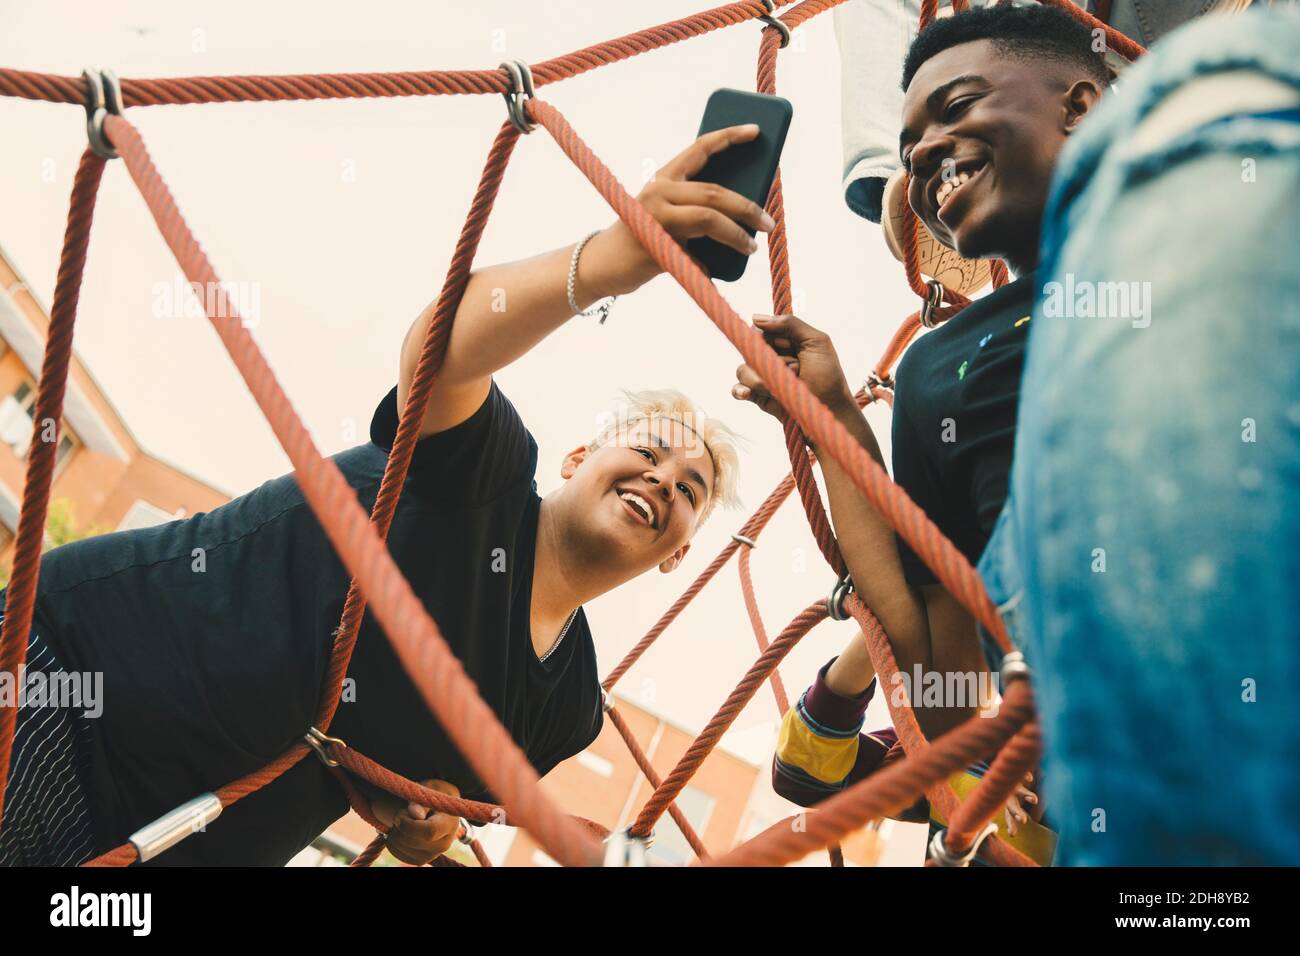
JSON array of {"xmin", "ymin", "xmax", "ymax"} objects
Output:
[
  {"xmin": 733, "ymin": 5, "xmax": 1108, "ymax": 864},
  {"xmin": 0, "ymin": 125, "xmax": 762, "ymax": 867}
]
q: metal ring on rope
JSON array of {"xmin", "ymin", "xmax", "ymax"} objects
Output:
[
  {"xmin": 603, "ymin": 826, "xmax": 655, "ymax": 865},
  {"xmin": 81, "ymin": 67, "xmax": 122, "ymax": 159},
  {"xmin": 919, "ymin": 278, "xmax": 945, "ymax": 329},
  {"xmin": 759, "ymin": 0, "xmax": 792, "ymax": 47},
  {"xmin": 499, "ymin": 59, "xmax": 536, "ymax": 134},
  {"xmin": 457, "ymin": 818, "xmax": 478, "ymax": 846},
  {"xmin": 929, "ymin": 821, "xmax": 998, "ymax": 867},
  {"xmin": 1000, "ymin": 650, "xmax": 1031, "ymax": 684},
  {"xmin": 826, "ymin": 573, "xmax": 855, "ymax": 622},
  {"xmin": 304, "ymin": 725, "xmax": 347, "ymax": 768},
  {"xmin": 866, "ymin": 371, "xmax": 894, "ymax": 392}
]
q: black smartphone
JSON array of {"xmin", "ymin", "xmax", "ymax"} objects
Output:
[{"xmin": 686, "ymin": 88, "xmax": 793, "ymax": 282}]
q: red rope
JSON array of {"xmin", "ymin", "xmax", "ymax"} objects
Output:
[
  {"xmin": 738, "ymin": 543, "xmax": 790, "ymax": 716},
  {"xmin": 1037, "ymin": 0, "xmax": 1146, "ymax": 60},
  {"xmin": 0, "ymin": 149, "xmax": 106, "ymax": 830},
  {"xmin": 529, "ymin": 93, "xmax": 1013, "ymax": 652},
  {"xmin": 941, "ymin": 719, "xmax": 1042, "ymax": 859},
  {"xmin": 0, "ymin": 2, "xmax": 794, "ymax": 108},
  {"xmin": 90, "ymin": 112, "xmax": 602, "ymax": 868},
  {"xmin": 605, "ymin": 705, "xmax": 711, "ymax": 860},
  {"xmin": 630, "ymin": 604, "xmax": 827, "ymax": 836},
  {"xmin": 708, "ymin": 681, "xmax": 1035, "ymax": 866},
  {"xmin": 0, "ymin": 0, "xmax": 1148, "ymax": 867}
]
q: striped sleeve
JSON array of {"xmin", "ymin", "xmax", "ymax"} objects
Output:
[
  {"xmin": 771, "ymin": 658, "xmax": 887, "ymax": 803},
  {"xmin": 771, "ymin": 658, "xmax": 929, "ymax": 823}
]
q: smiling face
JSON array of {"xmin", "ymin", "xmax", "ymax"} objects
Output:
[
  {"xmin": 558, "ymin": 415, "xmax": 716, "ymax": 578},
  {"xmin": 899, "ymin": 39, "xmax": 1100, "ymax": 273}
]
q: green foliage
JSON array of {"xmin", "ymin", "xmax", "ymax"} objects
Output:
[{"xmin": 0, "ymin": 497, "xmax": 109, "ymax": 588}]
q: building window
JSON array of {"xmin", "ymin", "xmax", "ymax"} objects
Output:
[
  {"xmin": 576, "ymin": 751, "xmax": 614, "ymax": 779},
  {"xmin": 117, "ymin": 499, "xmax": 181, "ymax": 532},
  {"xmin": 0, "ymin": 381, "xmax": 78, "ymax": 471},
  {"xmin": 647, "ymin": 785, "xmax": 716, "ymax": 866}
]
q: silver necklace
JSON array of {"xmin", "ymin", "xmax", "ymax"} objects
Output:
[{"xmin": 538, "ymin": 608, "xmax": 579, "ymax": 664}]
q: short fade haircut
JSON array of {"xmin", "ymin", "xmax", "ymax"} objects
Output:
[
  {"xmin": 902, "ymin": 4, "xmax": 1111, "ymax": 92},
  {"xmin": 589, "ymin": 388, "xmax": 743, "ymax": 522}
]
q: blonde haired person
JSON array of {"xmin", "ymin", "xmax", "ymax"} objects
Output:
[{"xmin": 0, "ymin": 126, "xmax": 765, "ymax": 867}]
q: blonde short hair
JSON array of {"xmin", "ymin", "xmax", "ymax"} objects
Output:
[{"xmin": 589, "ymin": 388, "xmax": 743, "ymax": 521}]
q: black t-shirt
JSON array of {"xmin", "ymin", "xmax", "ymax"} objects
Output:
[
  {"xmin": 23, "ymin": 382, "xmax": 604, "ymax": 865},
  {"xmin": 890, "ymin": 273, "xmax": 1035, "ymax": 586}
]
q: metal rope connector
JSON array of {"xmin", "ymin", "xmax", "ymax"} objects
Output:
[
  {"xmin": 862, "ymin": 371, "xmax": 894, "ymax": 405},
  {"xmin": 865, "ymin": 371, "xmax": 894, "ymax": 393},
  {"xmin": 603, "ymin": 826, "xmax": 654, "ymax": 866},
  {"xmin": 929, "ymin": 822, "xmax": 998, "ymax": 867},
  {"xmin": 304, "ymin": 725, "xmax": 347, "ymax": 767},
  {"xmin": 128, "ymin": 793, "xmax": 222, "ymax": 863},
  {"xmin": 919, "ymin": 278, "xmax": 945, "ymax": 328},
  {"xmin": 81, "ymin": 67, "xmax": 122, "ymax": 159},
  {"xmin": 499, "ymin": 59, "xmax": 537, "ymax": 134},
  {"xmin": 731, "ymin": 532, "xmax": 757, "ymax": 548},
  {"xmin": 759, "ymin": 0, "xmax": 792, "ymax": 47},
  {"xmin": 826, "ymin": 573, "xmax": 854, "ymax": 622},
  {"xmin": 1000, "ymin": 650, "xmax": 1031, "ymax": 685},
  {"xmin": 457, "ymin": 818, "xmax": 478, "ymax": 846}
]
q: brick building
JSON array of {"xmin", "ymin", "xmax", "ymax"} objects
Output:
[{"xmin": 0, "ymin": 242, "xmax": 228, "ymax": 560}]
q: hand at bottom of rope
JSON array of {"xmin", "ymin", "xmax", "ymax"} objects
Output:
[{"xmin": 372, "ymin": 778, "xmax": 463, "ymax": 866}]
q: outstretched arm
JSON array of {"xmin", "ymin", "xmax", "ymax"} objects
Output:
[
  {"xmin": 399, "ymin": 124, "xmax": 775, "ymax": 437},
  {"xmin": 734, "ymin": 314, "xmax": 983, "ymax": 739}
]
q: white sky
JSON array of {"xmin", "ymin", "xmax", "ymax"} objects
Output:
[{"xmin": 1, "ymin": 0, "xmax": 929, "ymax": 808}]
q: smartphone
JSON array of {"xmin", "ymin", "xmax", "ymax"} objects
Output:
[{"xmin": 686, "ymin": 88, "xmax": 793, "ymax": 282}]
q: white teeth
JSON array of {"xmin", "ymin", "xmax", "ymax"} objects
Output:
[
  {"xmin": 937, "ymin": 168, "xmax": 979, "ymax": 209},
  {"xmin": 619, "ymin": 491, "xmax": 654, "ymax": 527}
]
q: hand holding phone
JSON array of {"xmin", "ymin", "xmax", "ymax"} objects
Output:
[
  {"xmin": 580, "ymin": 123, "xmax": 779, "ymax": 298},
  {"xmin": 686, "ymin": 89, "xmax": 793, "ymax": 281}
]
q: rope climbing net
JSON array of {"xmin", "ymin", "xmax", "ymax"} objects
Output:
[{"xmin": 0, "ymin": 0, "xmax": 1143, "ymax": 868}]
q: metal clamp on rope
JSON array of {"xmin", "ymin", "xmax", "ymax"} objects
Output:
[
  {"xmin": 499, "ymin": 59, "xmax": 537, "ymax": 134},
  {"xmin": 929, "ymin": 822, "xmax": 998, "ymax": 867},
  {"xmin": 82, "ymin": 67, "xmax": 123, "ymax": 159},
  {"xmin": 919, "ymin": 278, "xmax": 945, "ymax": 329},
  {"xmin": 1000, "ymin": 650, "xmax": 1031, "ymax": 685},
  {"xmin": 759, "ymin": 0, "xmax": 792, "ymax": 47},
  {"xmin": 304, "ymin": 725, "xmax": 347, "ymax": 767},
  {"xmin": 600, "ymin": 686, "xmax": 615, "ymax": 713},
  {"xmin": 731, "ymin": 533, "xmax": 757, "ymax": 549},
  {"xmin": 826, "ymin": 573, "xmax": 855, "ymax": 622},
  {"xmin": 602, "ymin": 826, "xmax": 654, "ymax": 866},
  {"xmin": 457, "ymin": 818, "xmax": 478, "ymax": 846},
  {"xmin": 862, "ymin": 371, "xmax": 894, "ymax": 405},
  {"xmin": 128, "ymin": 792, "xmax": 222, "ymax": 863}
]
